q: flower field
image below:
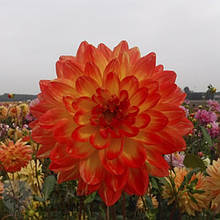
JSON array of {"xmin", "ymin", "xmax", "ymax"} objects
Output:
[{"xmin": 0, "ymin": 41, "xmax": 220, "ymax": 219}]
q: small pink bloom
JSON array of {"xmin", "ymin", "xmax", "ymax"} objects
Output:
[{"xmin": 195, "ymin": 110, "xmax": 217, "ymax": 124}]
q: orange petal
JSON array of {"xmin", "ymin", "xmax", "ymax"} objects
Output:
[
  {"xmin": 72, "ymin": 125, "xmax": 96, "ymax": 142},
  {"xmin": 57, "ymin": 167, "xmax": 79, "ymax": 183},
  {"xmin": 119, "ymin": 139, "xmax": 146, "ymax": 168},
  {"xmin": 103, "ymin": 72, "xmax": 120, "ymax": 95},
  {"xmin": 120, "ymin": 76, "xmax": 139, "ymax": 98},
  {"xmin": 75, "ymin": 96, "xmax": 96, "ymax": 111},
  {"xmin": 132, "ymin": 52, "xmax": 156, "ymax": 80},
  {"xmin": 104, "ymin": 138, "xmax": 124, "ymax": 160},
  {"xmin": 66, "ymin": 141, "xmax": 95, "ymax": 159},
  {"xmin": 113, "ymin": 41, "xmax": 129, "ymax": 57},
  {"xmin": 74, "ymin": 111, "xmax": 90, "ymax": 125},
  {"xmin": 79, "ymin": 152, "xmax": 104, "ymax": 185},
  {"xmin": 130, "ymin": 87, "xmax": 148, "ymax": 106},
  {"xmin": 127, "ymin": 47, "xmax": 140, "ymax": 65},
  {"xmin": 98, "ymin": 43, "xmax": 112, "ymax": 61},
  {"xmin": 90, "ymin": 131, "xmax": 110, "ymax": 150},
  {"xmin": 99, "ymin": 150, "xmax": 126, "ymax": 175},
  {"xmin": 146, "ymin": 162, "xmax": 169, "ymax": 177},
  {"xmin": 125, "ymin": 166, "xmax": 149, "ymax": 195},
  {"xmin": 103, "ymin": 59, "xmax": 120, "ymax": 81},
  {"xmin": 76, "ymin": 76, "xmax": 99, "ymax": 96},
  {"xmin": 56, "ymin": 59, "xmax": 83, "ymax": 81},
  {"xmin": 84, "ymin": 62, "xmax": 102, "ymax": 85}
]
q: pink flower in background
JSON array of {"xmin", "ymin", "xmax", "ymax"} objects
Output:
[
  {"xmin": 195, "ymin": 110, "xmax": 217, "ymax": 125},
  {"xmin": 180, "ymin": 106, "xmax": 189, "ymax": 117},
  {"xmin": 207, "ymin": 100, "xmax": 220, "ymax": 112},
  {"xmin": 164, "ymin": 152, "xmax": 185, "ymax": 168},
  {"xmin": 208, "ymin": 122, "xmax": 220, "ymax": 138}
]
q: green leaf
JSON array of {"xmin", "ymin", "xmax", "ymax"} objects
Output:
[
  {"xmin": 42, "ymin": 175, "xmax": 56, "ymax": 200},
  {"xmin": 183, "ymin": 154, "xmax": 206, "ymax": 171},
  {"xmin": 201, "ymin": 126, "xmax": 213, "ymax": 146},
  {"xmin": 178, "ymin": 168, "xmax": 200, "ymax": 191},
  {"xmin": 84, "ymin": 192, "xmax": 97, "ymax": 204},
  {"xmin": 188, "ymin": 194, "xmax": 198, "ymax": 204}
]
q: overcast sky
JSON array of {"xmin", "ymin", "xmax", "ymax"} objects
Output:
[{"xmin": 0, "ymin": 0, "xmax": 219, "ymax": 95}]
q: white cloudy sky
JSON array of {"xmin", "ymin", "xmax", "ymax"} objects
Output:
[{"xmin": 0, "ymin": 0, "xmax": 220, "ymax": 94}]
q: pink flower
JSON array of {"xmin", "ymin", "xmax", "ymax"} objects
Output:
[
  {"xmin": 164, "ymin": 152, "xmax": 185, "ymax": 168},
  {"xmin": 208, "ymin": 122, "xmax": 220, "ymax": 138},
  {"xmin": 180, "ymin": 106, "xmax": 189, "ymax": 117},
  {"xmin": 207, "ymin": 100, "xmax": 220, "ymax": 112},
  {"xmin": 195, "ymin": 110, "xmax": 217, "ymax": 125}
]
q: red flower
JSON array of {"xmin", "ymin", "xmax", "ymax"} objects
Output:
[
  {"xmin": 30, "ymin": 41, "xmax": 193, "ymax": 206},
  {"xmin": 0, "ymin": 139, "xmax": 32, "ymax": 172}
]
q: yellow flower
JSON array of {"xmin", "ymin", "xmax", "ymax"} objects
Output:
[
  {"xmin": 8, "ymin": 105, "xmax": 21, "ymax": 118},
  {"xmin": 8, "ymin": 159, "xmax": 44, "ymax": 195},
  {"xmin": 206, "ymin": 158, "xmax": 220, "ymax": 213},
  {"xmin": 162, "ymin": 167, "xmax": 209, "ymax": 216},
  {"xmin": 18, "ymin": 103, "xmax": 30, "ymax": 117},
  {"xmin": 0, "ymin": 106, "xmax": 8, "ymax": 120}
]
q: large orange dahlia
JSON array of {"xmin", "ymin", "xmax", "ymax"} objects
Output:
[{"xmin": 30, "ymin": 41, "xmax": 193, "ymax": 206}]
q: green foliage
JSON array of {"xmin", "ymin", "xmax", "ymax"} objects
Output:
[{"xmin": 184, "ymin": 154, "xmax": 206, "ymax": 171}]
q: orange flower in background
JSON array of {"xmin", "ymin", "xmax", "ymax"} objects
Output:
[
  {"xmin": 0, "ymin": 139, "xmax": 32, "ymax": 173},
  {"xmin": 206, "ymin": 158, "xmax": 220, "ymax": 213},
  {"xmin": 30, "ymin": 41, "xmax": 192, "ymax": 206},
  {"xmin": 162, "ymin": 167, "xmax": 209, "ymax": 216}
]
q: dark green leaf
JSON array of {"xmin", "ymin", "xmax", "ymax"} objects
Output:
[
  {"xmin": 183, "ymin": 154, "xmax": 206, "ymax": 171},
  {"xmin": 42, "ymin": 175, "xmax": 56, "ymax": 200},
  {"xmin": 201, "ymin": 126, "xmax": 213, "ymax": 146},
  {"xmin": 84, "ymin": 192, "xmax": 97, "ymax": 204}
]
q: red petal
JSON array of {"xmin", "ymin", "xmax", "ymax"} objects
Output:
[
  {"xmin": 119, "ymin": 139, "xmax": 146, "ymax": 168},
  {"xmin": 98, "ymin": 184, "xmax": 122, "ymax": 206},
  {"xmin": 53, "ymin": 118, "xmax": 75, "ymax": 143},
  {"xmin": 105, "ymin": 170, "xmax": 128, "ymax": 192},
  {"xmin": 144, "ymin": 110, "xmax": 168, "ymax": 131},
  {"xmin": 135, "ymin": 113, "xmax": 150, "ymax": 128},
  {"xmin": 127, "ymin": 47, "xmax": 140, "ymax": 65},
  {"xmin": 63, "ymin": 96, "xmax": 75, "ymax": 114},
  {"xmin": 139, "ymin": 92, "xmax": 160, "ymax": 111},
  {"xmin": 74, "ymin": 111, "xmax": 90, "ymax": 125},
  {"xmin": 119, "ymin": 123, "xmax": 139, "ymax": 137},
  {"xmin": 130, "ymin": 87, "xmax": 148, "ymax": 106},
  {"xmin": 125, "ymin": 166, "xmax": 149, "ymax": 195},
  {"xmin": 79, "ymin": 152, "xmax": 104, "ymax": 185},
  {"xmin": 77, "ymin": 178, "xmax": 101, "ymax": 196},
  {"xmin": 57, "ymin": 167, "xmax": 79, "ymax": 183}
]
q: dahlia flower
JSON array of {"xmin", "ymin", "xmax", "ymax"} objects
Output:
[
  {"xmin": 206, "ymin": 158, "xmax": 220, "ymax": 213},
  {"xmin": 162, "ymin": 167, "xmax": 209, "ymax": 216},
  {"xmin": 164, "ymin": 152, "xmax": 185, "ymax": 168},
  {"xmin": 207, "ymin": 100, "xmax": 220, "ymax": 112},
  {"xmin": 207, "ymin": 122, "xmax": 219, "ymax": 138},
  {"xmin": 195, "ymin": 109, "xmax": 217, "ymax": 125},
  {"xmin": 30, "ymin": 41, "xmax": 192, "ymax": 206},
  {"xmin": 0, "ymin": 139, "xmax": 32, "ymax": 172},
  {"xmin": 0, "ymin": 106, "xmax": 8, "ymax": 120}
]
